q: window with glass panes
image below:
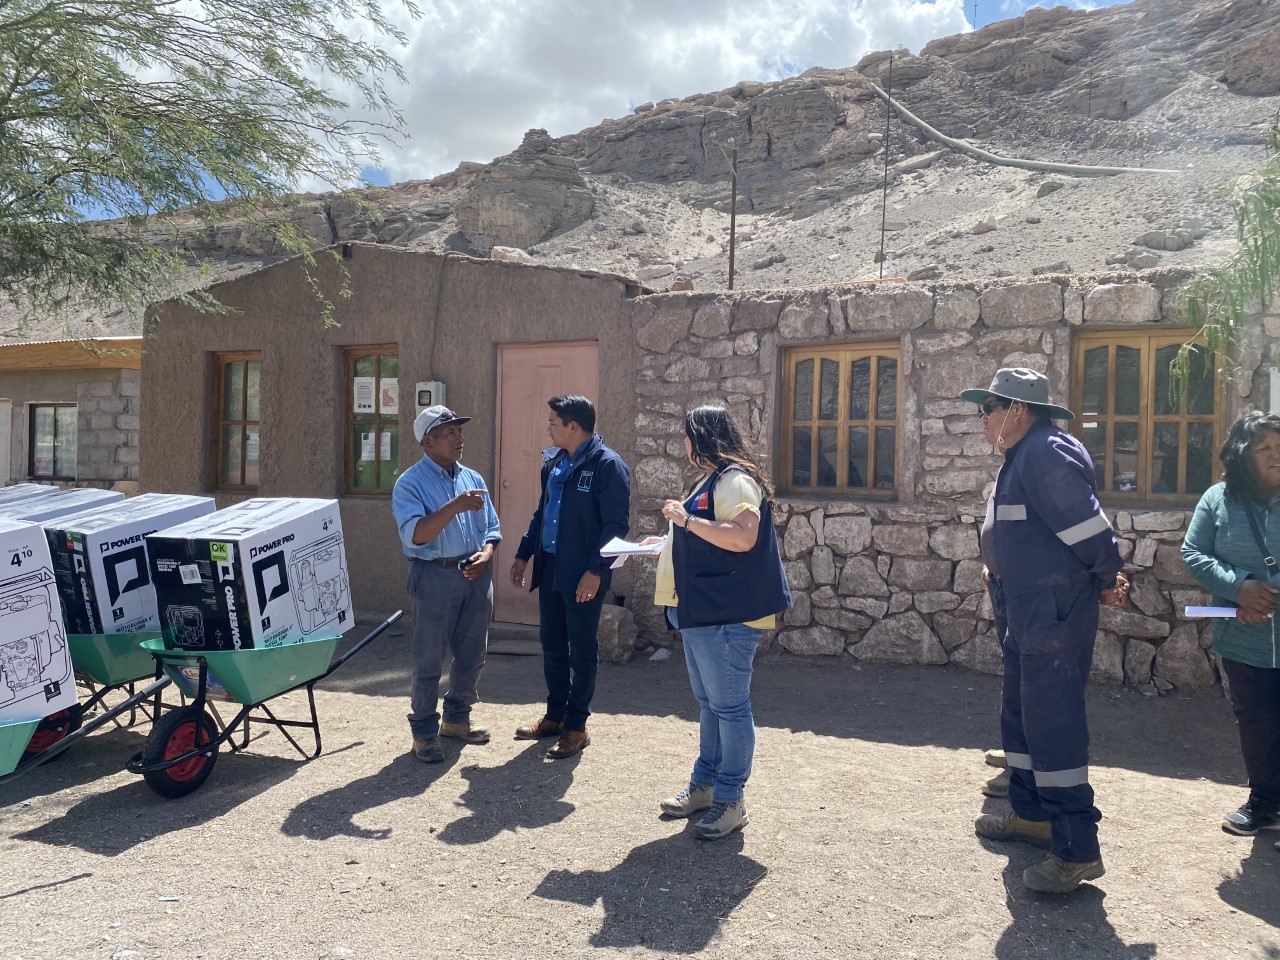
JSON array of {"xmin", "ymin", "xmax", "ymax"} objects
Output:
[
  {"xmin": 782, "ymin": 345, "xmax": 899, "ymax": 495},
  {"xmin": 29, "ymin": 403, "xmax": 77, "ymax": 480},
  {"xmin": 214, "ymin": 354, "xmax": 260, "ymax": 490},
  {"xmin": 344, "ymin": 347, "xmax": 400, "ymax": 495},
  {"xmin": 1071, "ymin": 332, "xmax": 1220, "ymax": 501}
]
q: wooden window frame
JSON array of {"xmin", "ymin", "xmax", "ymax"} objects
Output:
[
  {"xmin": 342, "ymin": 345, "xmax": 401, "ymax": 498},
  {"xmin": 28, "ymin": 402, "xmax": 77, "ymax": 481},
  {"xmin": 213, "ymin": 351, "xmax": 261, "ymax": 492},
  {"xmin": 781, "ymin": 343, "xmax": 901, "ymax": 498},
  {"xmin": 1070, "ymin": 330, "xmax": 1224, "ymax": 505}
]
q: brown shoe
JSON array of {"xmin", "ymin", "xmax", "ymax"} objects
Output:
[
  {"xmin": 515, "ymin": 716, "xmax": 564, "ymax": 740},
  {"xmin": 546, "ymin": 730, "xmax": 590, "ymax": 759}
]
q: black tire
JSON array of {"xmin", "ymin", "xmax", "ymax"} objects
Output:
[
  {"xmin": 141, "ymin": 706, "xmax": 218, "ymax": 798},
  {"xmin": 22, "ymin": 706, "xmax": 84, "ymax": 764}
]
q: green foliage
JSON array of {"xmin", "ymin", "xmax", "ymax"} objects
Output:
[
  {"xmin": 0, "ymin": 0, "xmax": 417, "ymax": 321},
  {"xmin": 1175, "ymin": 112, "xmax": 1280, "ymax": 398}
]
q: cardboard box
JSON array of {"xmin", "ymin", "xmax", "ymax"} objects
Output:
[
  {"xmin": 0, "ymin": 483, "xmax": 59, "ymax": 507},
  {"xmin": 0, "ymin": 518, "xmax": 77, "ymax": 724},
  {"xmin": 45, "ymin": 493, "xmax": 217, "ymax": 635},
  {"xmin": 0, "ymin": 488, "xmax": 124, "ymax": 523},
  {"xmin": 148, "ymin": 498, "xmax": 353, "ymax": 651}
]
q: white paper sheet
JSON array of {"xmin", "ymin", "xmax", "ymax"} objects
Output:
[
  {"xmin": 360, "ymin": 433, "xmax": 374, "ymax": 462},
  {"xmin": 600, "ymin": 536, "xmax": 667, "ymax": 557},
  {"xmin": 1184, "ymin": 606, "xmax": 1238, "ymax": 618},
  {"xmin": 603, "ymin": 536, "xmax": 666, "ymax": 569},
  {"xmin": 380, "ymin": 432, "xmax": 392, "ymax": 461},
  {"xmin": 353, "ymin": 377, "xmax": 376, "ymax": 414}
]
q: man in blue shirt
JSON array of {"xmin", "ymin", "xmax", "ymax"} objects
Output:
[
  {"xmin": 510, "ymin": 395, "xmax": 630, "ymax": 759},
  {"xmin": 392, "ymin": 405, "xmax": 502, "ymax": 764}
]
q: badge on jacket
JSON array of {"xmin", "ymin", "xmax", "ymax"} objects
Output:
[
  {"xmin": 694, "ymin": 491, "xmax": 709, "ymax": 510},
  {"xmin": 577, "ymin": 470, "xmax": 594, "ymax": 492}
]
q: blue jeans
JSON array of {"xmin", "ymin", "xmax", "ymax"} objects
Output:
[{"xmin": 673, "ymin": 610, "xmax": 762, "ymax": 804}]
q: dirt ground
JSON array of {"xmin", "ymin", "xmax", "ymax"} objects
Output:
[{"xmin": 2, "ymin": 616, "xmax": 1276, "ymax": 960}]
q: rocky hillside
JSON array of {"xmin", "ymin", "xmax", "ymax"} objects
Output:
[{"xmin": 11, "ymin": 0, "xmax": 1280, "ymax": 341}]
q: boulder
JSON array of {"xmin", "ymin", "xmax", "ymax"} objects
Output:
[
  {"xmin": 597, "ymin": 605, "xmax": 638, "ymax": 663},
  {"xmin": 779, "ymin": 625, "xmax": 845, "ymax": 655},
  {"xmin": 838, "ymin": 556, "xmax": 890, "ymax": 597},
  {"xmin": 853, "ymin": 613, "xmax": 947, "ymax": 664},
  {"xmin": 1153, "ymin": 623, "xmax": 1217, "ymax": 690}
]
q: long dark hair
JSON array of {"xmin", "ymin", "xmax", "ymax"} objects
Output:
[
  {"xmin": 684, "ymin": 405, "xmax": 774, "ymax": 498},
  {"xmin": 1220, "ymin": 411, "xmax": 1280, "ymax": 504}
]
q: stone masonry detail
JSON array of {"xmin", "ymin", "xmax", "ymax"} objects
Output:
[{"xmin": 627, "ymin": 272, "xmax": 1276, "ymax": 696}]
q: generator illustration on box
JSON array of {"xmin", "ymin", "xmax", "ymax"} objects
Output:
[
  {"xmin": 45, "ymin": 493, "xmax": 216, "ymax": 635},
  {"xmin": 148, "ymin": 498, "xmax": 353, "ymax": 651},
  {"xmin": 0, "ymin": 518, "xmax": 78, "ymax": 724}
]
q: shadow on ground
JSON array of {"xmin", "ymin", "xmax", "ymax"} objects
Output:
[
  {"xmin": 1217, "ymin": 834, "xmax": 1280, "ymax": 931},
  {"xmin": 280, "ymin": 751, "xmax": 460, "ymax": 840},
  {"xmin": 327, "ymin": 623, "xmax": 1245, "ymax": 789},
  {"xmin": 435, "ymin": 740, "xmax": 577, "ymax": 844},
  {"xmin": 533, "ymin": 830, "xmax": 765, "ymax": 952}
]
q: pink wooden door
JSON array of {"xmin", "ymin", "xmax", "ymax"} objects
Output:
[{"xmin": 494, "ymin": 342, "xmax": 599, "ymax": 624}]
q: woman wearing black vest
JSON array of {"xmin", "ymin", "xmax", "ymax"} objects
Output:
[{"xmin": 645, "ymin": 405, "xmax": 791, "ymax": 840}]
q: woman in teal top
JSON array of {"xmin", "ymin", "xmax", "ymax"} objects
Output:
[{"xmin": 1182, "ymin": 412, "xmax": 1280, "ymax": 841}]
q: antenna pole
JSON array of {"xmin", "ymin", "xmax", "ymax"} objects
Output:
[{"xmin": 878, "ymin": 53, "xmax": 893, "ymax": 279}]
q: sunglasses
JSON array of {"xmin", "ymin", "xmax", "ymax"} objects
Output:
[{"xmin": 979, "ymin": 399, "xmax": 1010, "ymax": 417}]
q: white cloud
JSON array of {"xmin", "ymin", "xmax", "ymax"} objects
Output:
[{"xmin": 332, "ymin": 0, "xmax": 1125, "ymax": 182}]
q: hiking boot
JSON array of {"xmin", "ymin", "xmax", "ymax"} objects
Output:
[
  {"xmin": 440, "ymin": 720, "xmax": 491, "ymax": 744},
  {"xmin": 412, "ymin": 737, "xmax": 443, "ymax": 763},
  {"xmin": 1023, "ymin": 853, "xmax": 1105, "ymax": 894},
  {"xmin": 694, "ymin": 800, "xmax": 749, "ymax": 840},
  {"xmin": 660, "ymin": 782, "xmax": 714, "ymax": 818},
  {"xmin": 984, "ymin": 748, "xmax": 1007, "ymax": 769},
  {"xmin": 982, "ymin": 767, "xmax": 1012, "ymax": 798},
  {"xmin": 1222, "ymin": 800, "xmax": 1280, "ymax": 836},
  {"xmin": 515, "ymin": 716, "xmax": 564, "ymax": 740},
  {"xmin": 974, "ymin": 811, "xmax": 1052, "ymax": 849}
]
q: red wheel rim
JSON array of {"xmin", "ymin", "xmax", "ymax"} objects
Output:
[
  {"xmin": 27, "ymin": 710, "xmax": 73, "ymax": 754},
  {"xmin": 163, "ymin": 720, "xmax": 210, "ymax": 782}
]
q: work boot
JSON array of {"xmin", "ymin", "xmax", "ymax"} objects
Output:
[
  {"xmin": 1222, "ymin": 800, "xmax": 1280, "ymax": 836},
  {"xmin": 660, "ymin": 782, "xmax": 714, "ymax": 818},
  {"xmin": 1023, "ymin": 853, "xmax": 1105, "ymax": 894},
  {"xmin": 546, "ymin": 729, "xmax": 590, "ymax": 759},
  {"xmin": 974, "ymin": 811, "xmax": 1052, "ymax": 848},
  {"xmin": 412, "ymin": 737, "xmax": 444, "ymax": 763},
  {"xmin": 984, "ymin": 748, "xmax": 1007, "ymax": 769},
  {"xmin": 440, "ymin": 719, "xmax": 491, "ymax": 744},
  {"xmin": 515, "ymin": 716, "xmax": 564, "ymax": 740},
  {"xmin": 695, "ymin": 800, "xmax": 749, "ymax": 840},
  {"xmin": 982, "ymin": 767, "xmax": 1012, "ymax": 798}
]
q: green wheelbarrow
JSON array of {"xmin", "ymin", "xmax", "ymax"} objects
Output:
[
  {"xmin": 125, "ymin": 611, "xmax": 401, "ymax": 799},
  {"xmin": 0, "ymin": 631, "xmax": 174, "ymax": 783}
]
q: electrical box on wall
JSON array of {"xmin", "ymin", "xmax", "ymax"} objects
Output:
[{"xmin": 415, "ymin": 381, "xmax": 446, "ymax": 413}]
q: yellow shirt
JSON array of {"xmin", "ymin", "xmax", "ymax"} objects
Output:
[{"xmin": 653, "ymin": 471, "xmax": 777, "ymax": 630}]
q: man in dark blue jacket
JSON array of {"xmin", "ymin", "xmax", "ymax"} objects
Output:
[
  {"xmin": 962, "ymin": 368, "xmax": 1125, "ymax": 895},
  {"xmin": 509, "ymin": 395, "xmax": 630, "ymax": 759}
]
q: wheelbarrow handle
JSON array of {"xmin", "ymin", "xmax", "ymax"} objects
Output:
[
  {"xmin": 0, "ymin": 675, "xmax": 173, "ymax": 785},
  {"xmin": 319, "ymin": 610, "xmax": 403, "ymax": 680}
]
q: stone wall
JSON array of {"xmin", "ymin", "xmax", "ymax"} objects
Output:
[{"xmin": 625, "ymin": 272, "xmax": 1276, "ymax": 695}]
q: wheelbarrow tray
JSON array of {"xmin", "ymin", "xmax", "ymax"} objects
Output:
[
  {"xmin": 140, "ymin": 636, "xmax": 341, "ymax": 706},
  {"xmin": 68, "ymin": 632, "xmax": 160, "ymax": 687},
  {"xmin": 0, "ymin": 719, "xmax": 40, "ymax": 777}
]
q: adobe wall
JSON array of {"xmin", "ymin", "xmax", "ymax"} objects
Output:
[
  {"xmin": 142, "ymin": 244, "xmax": 643, "ymax": 613},
  {"xmin": 624, "ymin": 272, "xmax": 1276, "ymax": 695}
]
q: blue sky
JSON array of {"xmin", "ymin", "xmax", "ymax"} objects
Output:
[{"xmin": 334, "ymin": 0, "xmax": 1132, "ymax": 187}]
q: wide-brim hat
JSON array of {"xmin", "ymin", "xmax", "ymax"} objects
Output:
[
  {"xmin": 960, "ymin": 367, "xmax": 1075, "ymax": 420},
  {"xmin": 414, "ymin": 404, "xmax": 472, "ymax": 442}
]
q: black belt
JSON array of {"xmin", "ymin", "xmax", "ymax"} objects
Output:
[{"xmin": 419, "ymin": 556, "xmax": 471, "ymax": 570}]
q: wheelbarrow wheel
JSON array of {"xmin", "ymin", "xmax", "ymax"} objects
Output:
[
  {"xmin": 23, "ymin": 706, "xmax": 84, "ymax": 764},
  {"xmin": 141, "ymin": 706, "xmax": 218, "ymax": 798}
]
